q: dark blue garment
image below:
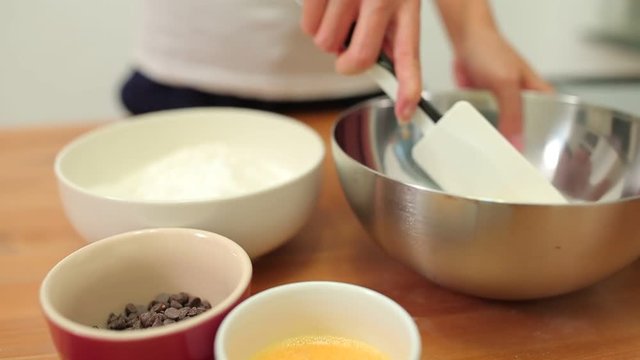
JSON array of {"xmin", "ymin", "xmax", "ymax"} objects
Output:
[{"xmin": 120, "ymin": 71, "xmax": 382, "ymax": 115}]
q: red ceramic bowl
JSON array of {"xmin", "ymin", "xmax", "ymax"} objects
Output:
[{"xmin": 39, "ymin": 228, "xmax": 252, "ymax": 360}]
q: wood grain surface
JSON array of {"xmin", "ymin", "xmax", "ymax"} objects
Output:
[{"xmin": 2, "ymin": 111, "xmax": 640, "ymax": 360}]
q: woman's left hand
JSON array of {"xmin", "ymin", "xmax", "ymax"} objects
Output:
[{"xmin": 453, "ymin": 27, "xmax": 553, "ymax": 145}]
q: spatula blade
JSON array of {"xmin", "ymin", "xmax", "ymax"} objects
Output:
[{"xmin": 412, "ymin": 101, "xmax": 567, "ymax": 204}]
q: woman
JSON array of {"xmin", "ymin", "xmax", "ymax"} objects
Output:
[{"xmin": 122, "ymin": 0, "xmax": 551, "ymax": 140}]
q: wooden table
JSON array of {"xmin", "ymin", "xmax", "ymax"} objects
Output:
[{"xmin": 2, "ymin": 111, "xmax": 640, "ymax": 360}]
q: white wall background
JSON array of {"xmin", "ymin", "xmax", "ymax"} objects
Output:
[
  {"xmin": 0, "ymin": 0, "xmax": 138, "ymax": 127},
  {"xmin": 1, "ymin": 0, "xmax": 640, "ymax": 127}
]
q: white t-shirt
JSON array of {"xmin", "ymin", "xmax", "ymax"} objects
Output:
[{"xmin": 134, "ymin": 0, "xmax": 378, "ymax": 101}]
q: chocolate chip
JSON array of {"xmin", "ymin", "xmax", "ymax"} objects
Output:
[
  {"xmin": 154, "ymin": 313, "xmax": 166, "ymax": 322},
  {"xmin": 108, "ymin": 315, "xmax": 127, "ymax": 330},
  {"xmin": 125, "ymin": 316, "xmax": 136, "ymax": 327},
  {"xmin": 165, "ymin": 307, "xmax": 180, "ymax": 320},
  {"xmin": 124, "ymin": 303, "xmax": 138, "ymax": 316},
  {"xmin": 178, "ymin": 307, "xmax": 190, "ymax": 319},
  {"xmin": 171, "ymin": 292, "xmax": 189, "ymax": 305},
  {"xmin": 139, "ymin": 312, "xmax": 153, "ymax": 327},
  {"xmin": 101, "ymin": 292, "xmax": 211, "ymax": 331},
  {"xmin": 155, "ymin": 293, "xmax": 170, "ymax": 305},
  {"xmin": 107, "ymin": 313, "xmax": 117, "ymax": 324},
  {"xmin": 186, "ymin": 296, "xmax": 201, "ymax": 307},
  {"xmin": 187, "ymin": 307, "xmax": 199, "ymax": 317},
  {"xmin": 126, "ymin": 312, "xmax": 138, "ymax": 322},
  {"xmin": 149, "ymin": 302, "xmax": 166, "ymax": 314}
]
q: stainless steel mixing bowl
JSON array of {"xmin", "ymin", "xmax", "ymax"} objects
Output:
[{"xmin": 332, "ymin": 90, "xmax": 640, "ymax": 300}]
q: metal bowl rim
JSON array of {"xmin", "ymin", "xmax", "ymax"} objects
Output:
[{"xmin": 332, "ymin": 90, "xmax": 640, "ymax": 207}]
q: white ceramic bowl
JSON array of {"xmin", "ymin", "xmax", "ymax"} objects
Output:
[
  {"xmin": 40, "ymin": 228, "xmax": 252, "ymax": 360},
  {"xmin": 215, "ymin": 281, "xmax": 421, "ymax": 360},
  {"xmin": 55, "ymin": 108, "xmax": 325, "ymax": 258}
]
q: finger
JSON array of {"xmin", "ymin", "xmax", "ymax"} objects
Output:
[
  {"xmin": 336, "ymin": 1, "xmax": 394, "ymax": 74},
  {"xmin": 391, "ymin": 0, "xmax": 421, "ymax": 122},
  {"xmin": 552, "ymin": 148, "xmax": 572, "ymax": 189},
  {"xmin": 522, "ymin": 64, "xmax": 554, "ymax": 92},
  {"xmin": 589, "ymin": 179, "xmax": 611, "ymax": 201},
  {"xmin": 492, "ymin": 80, "xmax": 524, "ymax": 146},
  {"xmin": 301, "ymin": 0, "xmax": 329, "ymax": 36},
  {"xmin": 313, "ymin": 0, "xmax": 358, "ymax": 53},
  {"xmin": 453, "ymin": 58, "xmax": 473, "ymax": 88}
]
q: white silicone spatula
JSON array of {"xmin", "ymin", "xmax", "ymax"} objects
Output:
[{"xmin": 369, "ymin": 54, "xmax": 567, "ymax": 204}]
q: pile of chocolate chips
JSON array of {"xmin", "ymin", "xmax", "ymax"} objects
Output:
[{"xmin": 105, "ymin": 292, "xmax": 212, "ymax": 330}]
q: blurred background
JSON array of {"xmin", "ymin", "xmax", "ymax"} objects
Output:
[{"xmin": 1, "ymin": 0, "xmax": 640, "ymax": 127}]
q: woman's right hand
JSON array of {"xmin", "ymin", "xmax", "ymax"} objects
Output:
[{"xmin": 300, "ymin": 0, "xmax": 423, "ymax": 123}]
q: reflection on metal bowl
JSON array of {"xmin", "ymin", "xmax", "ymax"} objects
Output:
[{"xmin": 332, "ymin": 90, "xmax": 640, "ymax": 300}]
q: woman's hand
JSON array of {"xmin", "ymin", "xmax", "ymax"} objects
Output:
[
  {"xmin": 435, "ymin": 0, "xmax": 552, "ymax": 147},
  {"xmin": 454, "ymin": 28, "xmax": 553, "ymax": 145},
  {"xmin": 300, "ymin": 0, "xmax": 422, "ymax": 122}
]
